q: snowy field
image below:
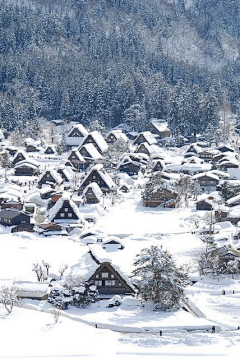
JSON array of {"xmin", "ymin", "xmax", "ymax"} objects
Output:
[
  {"xmin": 97, "ymin": 190, "xmax": 195, "ymax": 235},
  {"xmin": 0, "ymin": 307, "xmax": 240, "ymax": 359}
]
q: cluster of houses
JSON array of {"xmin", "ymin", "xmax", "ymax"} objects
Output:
[{"xmin": 2, "ymin": 118, "xmax": 240, "ymax": 300}]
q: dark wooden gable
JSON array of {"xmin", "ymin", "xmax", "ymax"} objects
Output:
[
  {"xmin": 119, "ymin": 162, "xmax": 140, "ymax": 175},
  {"xmin": 89, "ymin": 262, "xmax": 134, "ymax": 295},
  {"xmin": 82, "ymin": 134, "xmax": 102, "ymax": 154},
  {"xmin": 26, "ymin": 144, "xmax": 39, "ymax": 152},
  {"xmin": 79, "ymin": 147, "xmax": 91, "ymax": 158},
  {"xmin": 133, "ymin": 134, "xmax": 147, "ymax": 145},
  {"xmin": 83, "ymin": 187, "xmax": 100, "ymax": 204},
  {"xmin": 81, "ymin": 170, "xmax": 109, "ymax": 190},
  {"xmin": 12, "ymin": 153, "xmax": 26, "ymax": 165},
  {"xmin": 68, "ymin": 151, "xmax": 81, "ymax": 163},
  {"xmin": 148, "ymin": 122, "xmax": 157, "ymax": 134},
  {"xmin": 135, "ymin": 143, "xmax": 150, "ymax": 155},
  {"xmin": 39, "ymin": 171, "xmax": 57, "ymax": 184},
  {"xmin": 196, "ymin": 201, "xmax": 213, "ymax": 211},
  {"xmin": 45, "ymin": 146, "xmax": 55, "ymax": 154},
  {"xmin": 54, "ymin": 200, "xmax": 79, "ymax": 220},
  {"xmin": 57, "ymin": 169, "xmax": 69, "ymax": 182},
  {"xmin": 153, "ymin": 161, "xmax": 163, "ymax": 172},
  {"xmin": 106, "ymin": 133, "xmax": 117, "ymax": 144},
  {"xmin": 68, "ymin": 127, "xmax": 84, "ymax": 137}
]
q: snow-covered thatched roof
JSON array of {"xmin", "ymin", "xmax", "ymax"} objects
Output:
[
  {"xmin": 38, "ymin": 169, "xmax": 63, "ymax": 184},
  {"xmin": 149, "ymin": 119, "xmax": 170, "ymax": 133},
  {"xmin": 79, "ymin": 143, "xmax": 102, "ymax": 160},
  {"xmin": 48, "ymin": 192, "xmax": 82, "ymax": 223},
  {"xmin": 67, "ymin": 124, "xmax": 88, "ymax": 137},
  {"xmin": 82, "ymin": 182, "xmax": 103, "ymax": 201},
  {"xmin": 81, "ymin": 164, "xmax": 117, "ymax": 190},
  {"xmin": 87, "ymin": 131, "xmax": 108, "ymax": 153},
  {"xmin": 69, "ymin": 149, "xmax": 85, "ymax": 162},
  {"xmin": 69, "ymin": 245, "xmax": 134, "ymax": 290}
]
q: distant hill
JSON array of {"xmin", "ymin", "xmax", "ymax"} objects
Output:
[{"xmin": 0, "ymin": 0, "xmax": 239, "ymax": 132}]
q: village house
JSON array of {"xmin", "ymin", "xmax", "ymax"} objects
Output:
[
  {"xmin": 14, "ymin": 160, "xmax": 40, "ymax": 176},
  {"xmin": 13, "ymin": 281, "xmax": 49, "ymax": 300},
  {"xmin": 66, "ymin": 124, "xmax": 88, "ymax": 149},
  {"xmin": 25, "ymin": 138, "xmax": 41, "ymax": 152},
  {"xmin": 57, "ymin": 166, "xmax": 74, "ymax": 183},
  {"xmin": 227, "ymin": 195, "xmax": 240, "ymax": 207},
  {"xmin": 133, "ymin": 131, "xmax": 158, "ymax": 146},
  {"xmin": 193, "ymin": 172, "xmax": 219, "ymax": 193},
  {"xmin": 196, "ymin": 199, "xmax": 214, "ymax": 211},
  {"xmin": 70, "ymin": 246, "xmax": 135, "ymax": 297},
  {"xmin": 143, "ymin": 187, "xmax": 178, "ymax": 208},
  {"xmin": 79, "ymin": 164, "xmax": 117, "ymax": 193},
  {"xmin": 152, "ymin": 160, "xmax": 164, "ymax": 173},
  {"xmin": 48, "ymin": 193, "xmax": 82, "ymax": 224},
  {"xmin": 68, "ymin": 149, "xmax": 86, "ymax": 170},
  {"xmin": 81, "ymin": 131, "xmax": 108, "ymax": 154},
  {"xmin": 134, "ymin": 142, "xmax": 151, "ymax": 156},
  {"xmin": 12, "ymin": 150, "xmax": 28, "ymax": 166},
  {"xmin": 118, "ymin": 156, "xmax": 141, "ymax": 176},
  {"xmin": 105, "ymin": 130, "xmax": 128, "ymax": 144},
  {"xmin": 0, "ymin": 209, "xmax": 31, "ymax": 226},
  {"xmin": 82, "ymin": 183, "xmax": 103, "ymax": 204},
  {"xmin": 1, "ymin": 200, "xmax": 23, "ymax": 211},
  {"xmin": 78, "ymin": 143, "xmax": 102, "ymax": 167},
  {"xmin": 38, "ymin": 169, "xmax": 63, "ymax": 188},
  {"xmin": 11, "ymin": 222, "xmax": 34, "ymax": 233},
  {"xmin": 218, "ymin": 145, "xmax": 235, "ymax": 153},
  {"xmin": 44, "ymin": 145, "xmax": 56, "ymax": 155},
  {"xmin": 36, "ymin": 222, "xmax": 67, "ymax": 236},
  {"xmin": 147, "ymin": 119, "xmax": 170, "ymax": 139},
  {"xmin": 184, "ymin": 144, "xmax": 203, "ymax": 158}
]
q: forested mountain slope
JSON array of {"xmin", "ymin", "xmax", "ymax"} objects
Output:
[{"xmin": 0, "ymin": 0, "xmax": 239, "ymax": 134}]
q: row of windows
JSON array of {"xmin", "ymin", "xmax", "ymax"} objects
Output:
[
  {"xmin": 96, "ymin": 272, "xmax": 114, "ymax": 279},
  {"xmin": 199, "ymin": 180, "xmax": 217, "ymax": 185},
  {"xmin": 1, "ymin": 218, "xmax": 11, "ymax": 223},
  {"xmin": 60, "ymin": 213, "xmax": 73, "ymax": 218},
  {"xmin": 95, "ymin": 280, "xmax": 119, "ymax": 286}
]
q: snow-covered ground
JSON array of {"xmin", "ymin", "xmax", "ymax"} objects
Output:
[
  {"xmin": 0, "ymin": 307, "xmax": 239, "ymax": 359},
  {"xmin": 0, "ymin": 187, "xmax": 240, "ymax": 358}
]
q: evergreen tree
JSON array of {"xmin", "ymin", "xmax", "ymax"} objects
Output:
[
  {"xmin": 220, "ymin": 180, "xmax": 235, "ymax": 202},
  {"xmin": 132, "ymin": 246, "xmax": 188, "ymax": 310}
]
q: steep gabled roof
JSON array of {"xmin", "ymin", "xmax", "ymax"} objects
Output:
[
  {"xmin": 67, "ymin": 124, "xmax": 88, "ymax": 137},
  {"xmin": 38, "ymin": 169, "xmax": 63, "ymax": 184},
  {"xmin": 48, "ymin": 192, "xmax": 82, "ymax": 222},
  {"xmin": 68, "ymin": 148, "xmax": 85, "ymax": 162},
  {"xmin": 83, "ymin": 131, "xmax": 108, "ymax": 153},
  {"xmin": 82, "ymin": 182, "xmax": 103, "ymax": 201},
  {"xmin": 80, "ymin": 164, "xmax": 117, "ymax": 190},
  {"xmin": 133, "ymin": 131, "xmax": 158, "ymax": 145},
  {"xmin": 149, "ymin": 119, "xmax": 170, "ymax": 133},
  {"xmin": 79, "ymin": 143, "xmax": 102, "ymax": 160},
  {"xmin": 69, "ymin": 245, "xmax": 134, "ymax": 291}
]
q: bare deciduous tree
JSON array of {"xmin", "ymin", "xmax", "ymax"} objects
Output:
[
  {"xmin": 0, "ymin": 286, "xmax": 18, "ymax": 314},
  {"xmin": 51, "ymin": 308, "xmax": 61, "ymax": 324},
  {"xmin": 58, "ymin": 264, "xmax": 69, "ymax": 279}
]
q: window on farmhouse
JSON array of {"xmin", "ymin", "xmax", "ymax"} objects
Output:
[{"xmin": 102, "ymin": 272, "xmax": 108, "ymax": 278}]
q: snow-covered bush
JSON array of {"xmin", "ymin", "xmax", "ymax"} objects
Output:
[{"xmin": 48, "ymin": 279, "xmax": 99, "ymax": 310}]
